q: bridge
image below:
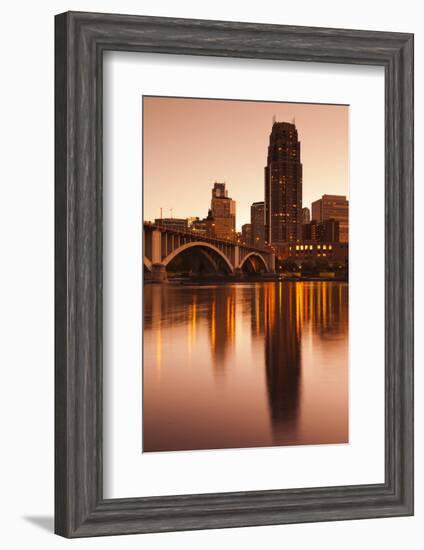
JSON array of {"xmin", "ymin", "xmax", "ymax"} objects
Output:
[{"xmin": 144, "ymin": 222, "xmax": 275, "ymax": 281}]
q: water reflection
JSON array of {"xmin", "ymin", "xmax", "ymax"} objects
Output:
[
  {"xmin": 263, "ymin": 284, "xmax": 301, "ymax": 439},
  {"xmin": 143, "ymin": 282, "xmax": 348, "ymax": 452}
]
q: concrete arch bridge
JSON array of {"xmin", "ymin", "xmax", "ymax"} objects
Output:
[{"xmin": 144, "ymin": 223, "xmax": 275, "ymax": 281}]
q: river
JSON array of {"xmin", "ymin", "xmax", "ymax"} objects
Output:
[{"xmin": 143, "ymin": 281, "xmax": 348, "ymax": 452}]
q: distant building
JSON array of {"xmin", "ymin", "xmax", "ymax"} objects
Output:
[
  {"xmin": 318, "ymin": 218, "xmax": 340, "ymax": 243},
  {"xmin": 154, "ymin": 217, "xmax": 188, "ymax": 231},
  {"xmin": 279, "ymin": 241, "xmax": 348, "ymax": 265},
  {"xmin": 302, "ymin": 207, "xmax": 310, "ymax": 224},
  {"xmin": 250, "ymin": 201, "xmax": 265, "ymax": 247},
  {"xmin": 190, "ymin": 218, "xmax": 207, "ymax": 235},
  {"xmin": 302, "ymin": 218, "xmax": 340, "ymax": 243},
  {"xmin": 210, "ymin": 182, "xmax": 236, "ymax": 240},
  {"xmin": 312, "ymin": 194, "xmax": 348, "ymax": 243},
  {"xmin": 264, "ymin": 121, "xmax": 303, "ymax": 246},
  {"xmin": 187, "ymin": 216, "xmax": 200, "ymax": 228},
  {"xmin": 302, "ymin": 220, "xmax": 318, "ymax": 241},
  {"xmin": 205, "ymin": 210, "xmax": 216, "ymax": 238},
  {"xmin": 241, "ymin": 223, "xmax": 252, "ymax": 245}
]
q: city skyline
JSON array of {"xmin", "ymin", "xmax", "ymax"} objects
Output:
[{"xmin": 143, "ymin": 96, "xmax": 349, "ymax": 231}]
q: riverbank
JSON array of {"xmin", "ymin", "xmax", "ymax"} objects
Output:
[{"xmin": 145, "ymin": 273, "xmax": 348, "ymax": 284}]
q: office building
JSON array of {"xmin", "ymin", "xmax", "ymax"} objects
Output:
[
  {"xmin": 210, "ymin": 182, "xmax": 236, "ymax": 240},
  {"xmin": 302, "ymin": 218, "xmax": 340, "ymax": 243},
  {"xmin": 250, "ymin": 201, "xmax": 265, "ymax": 247},
  {"xmin": 312, "ymin": 194, "xmax": 348, "ymax": 243},
  {"xmin": 302, "ymin": 207, "xmax": 310, "ymax": 224},
  {"xmin": 264, "ymin": 121, "xmax": 303, "ymax": 247}
]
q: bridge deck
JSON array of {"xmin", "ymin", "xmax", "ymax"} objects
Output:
[{"xmin": 143, "ymin": 222, "xmax": 270, "ymax": 255}]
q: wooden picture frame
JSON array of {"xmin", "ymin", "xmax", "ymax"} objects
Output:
[{"xmin": 55, "ymin": 11, "xmax": 414, "ymax": 537}]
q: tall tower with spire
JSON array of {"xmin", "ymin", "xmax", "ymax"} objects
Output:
[{"xmin": 264, "ymin": 121, "xmax": 302, "ymax": 247}]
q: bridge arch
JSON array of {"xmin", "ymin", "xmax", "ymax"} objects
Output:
[
  {"xmin": 239, "ymin": 252, "xmax": 269, "ymax": 273},
  {"xmin": 163, "ymin": 241, "xmax": 234, "ymax": 273},
  {"xmin": 144, "ymin": 257, "xmax": 152, "ymax": 272}
]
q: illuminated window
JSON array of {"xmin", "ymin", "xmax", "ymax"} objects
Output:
[
  {"xmin": 309, "ymin": 245, "xmax": 313, "ymax": 250},
  {"xmin": 295, "ymin": 245, "xmax": 299, "ymax": 251},
  {"xmin": 323, "ymin": 245, "xmax": 327, "ymax": 250},
  {"xmin": 329, "ymin": 245, "xmax": 333, "ymax": 250},
  {"xmin": 300, "ymin": 245, "xmax": 304, "ymax": 251},
  {"xmin": 317, "ymin": 245, "xmax": 321, "ymax": 250}
]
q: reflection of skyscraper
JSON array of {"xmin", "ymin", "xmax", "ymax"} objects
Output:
[
  {"xmin": 210, "ymin": 182, "xmax": 236, "ymax": 240},
  {"xmin": 250, "ymin": 201, "xmax": 265, "ymax": 247},
  {"xmin": 265, "ymin": 122, "xmax": 303, "ymax": 247},
  {"xmin": 263, "ymin": 284, "xmax": 301, "ymax": 438},
  {"xmin": 208, "ymin": 288, "xmax": 235, "ymax": 378},
  {"xmin": 312, "ymin": 194, "xmax": 349, "ymax": 243}
]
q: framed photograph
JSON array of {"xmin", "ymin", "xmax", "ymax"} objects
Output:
[{"xmin": 55, "ymin": 11, "xmax": 414, "ymax": 537}]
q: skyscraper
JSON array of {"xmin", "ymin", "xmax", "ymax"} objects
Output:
[
  {"xmin": 265, "ymin": 121, "xmax": 303, "ymax": 247},
  {"xmin": 302, "ymin": 207, "xmax": 311, "ymax": 224},
  {"xmin": 250, "ymin": 201, "xmax": 265, "ymax": 247},
  {"xmin": 312, "ymin": 194, "xmax": 348, "ymax": 243},
  {"xmin": 210, "ymin": 182, "xmax": 236, "ymax": 240}
]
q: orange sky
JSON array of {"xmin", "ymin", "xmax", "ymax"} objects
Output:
[{"xmin": 143, "ymin": 96, "xmax": 349, "ymax": 230}]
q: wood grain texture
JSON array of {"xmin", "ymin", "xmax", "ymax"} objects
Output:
[{"xmin": 54, "ymin": 11, "xmax": 414, "ymax": 538}]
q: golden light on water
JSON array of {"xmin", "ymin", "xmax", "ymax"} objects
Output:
[
  {"xmin": 187, "ymin": 296, "xmax": 197, "ymax": 357},
  {"xmin": 155, "ymin": 322, "xmax": 162, "ymax": 383},
  {"xmin": 210, "ymin": 301, "xmax": 216, "ymax": 354}
]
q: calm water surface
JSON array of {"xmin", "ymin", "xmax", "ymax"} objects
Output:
[{"xmin": 143, "ymin": 281, "xmax": 348, "ymax": 452}]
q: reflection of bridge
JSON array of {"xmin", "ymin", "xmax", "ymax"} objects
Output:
[{"xmin": 144, "ymin": 222, "xmax": 275, "ymax": 281}]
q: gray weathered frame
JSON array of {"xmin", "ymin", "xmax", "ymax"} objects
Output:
[{"xmin": 55, "ymin": 11, "xmax": 414, "ymax": 538}]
